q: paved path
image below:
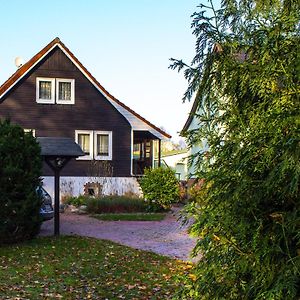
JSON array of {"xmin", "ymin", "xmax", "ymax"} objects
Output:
[{"xmin": 40, "ymin": 208, "xmax": 197, "ymax": 261}]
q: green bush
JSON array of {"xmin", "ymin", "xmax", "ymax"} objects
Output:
[
  {"xmin": 140, "ymin": 167, "xmax": 179, "ymax": 211},
  {"xmin": 0, "ymin": 120, "xmax": 42, "ymax": 244},
  {"xmin": 86, "ymin": 196, "xmax": 148, "ymax": 214},
  {"xmin": 64, "ymin": 195, "xmax": 87, "ymax": 207}
]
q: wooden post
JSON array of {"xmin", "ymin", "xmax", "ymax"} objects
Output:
[
  {"xmin": 158, "ymin": 139, "xmax": 161, "ymax": 167},
  {"xmin": 54, "ymin": 168, "xmax": 60, "ymax": 236},
  {"xmin": 45, "ymin": 157, "xmax": 71, "ymax": 236}
]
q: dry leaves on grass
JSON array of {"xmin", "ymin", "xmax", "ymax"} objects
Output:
[{"xmin": 0, "ymin": 236, "xmax": 190, "ymax": 299}]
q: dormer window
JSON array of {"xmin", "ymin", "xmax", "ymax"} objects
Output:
[{"xmin": 36, "ymin": 77, "xmax": 75, "ymax": 104}]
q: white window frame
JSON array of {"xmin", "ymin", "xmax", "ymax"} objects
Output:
[
  {"xmin": 94, "ymin": 131, "xmax": 113, "ymax": 160},
  {"xmin": 56, "ymin": 78, "xmax": 75, "ymax": 104},
  {"xmin": 36, "ymin": 77, "xmax": 55, "ymax": 104},
  {"xmin": 24, "ymin": 129, "xmax": 36, "ymax": 137},
  {"xmin": 75, "ymin": 130, "xmax": 93, "ymax": 160}
]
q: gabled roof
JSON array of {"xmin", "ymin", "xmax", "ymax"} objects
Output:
[
  {"xmin": 0, "ymin": 37, "xmax": 170, "ymax": 140},
  {"xmin": 181, "ymin": 97, "xmax": 198, "ymax": 134}
]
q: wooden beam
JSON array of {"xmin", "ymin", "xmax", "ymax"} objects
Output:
[{"xmin": 158, "ymin": 139, "xmax": 161, "ymax": 167}]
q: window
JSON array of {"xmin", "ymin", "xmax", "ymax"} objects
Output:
[
  {"xmin": 75, "ymin": 130, "xmax": 112, "ymax": 160},
  {"xmin": 56, "ymin": 79, "xmax": 75, "ymax": 104},
  {"xmin": 24, "ymin": 129, "xmax": 36, "ymax": 137},
  {"xmin": 36, "ymin": 78, "xmax": 55, "ymax": 104},
  {"xmin": 75, "ymin": 130, "xmax": 93, "ymax": 160},
  {"xmin": 36, "ymin": 77, "xmax": 75, "ymax": 104},
  {"xmin": 94, "ymin": 131, "xmax": 112, "ymax": 160}
]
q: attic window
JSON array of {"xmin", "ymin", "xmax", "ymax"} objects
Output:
[
  {"xmin": 56, "ymin": 79, "xmax": 75, "ymax": 104},
  {"xmin": 36, "ymin": 78, "xmax": 55, "ymax": 104},
  {"xmin": 36, "ymin": 77, "xmax": 75, "ymax": 104}
]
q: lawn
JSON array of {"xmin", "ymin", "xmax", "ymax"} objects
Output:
[
  {"xmin": 91, "ymin": 213, "xmax": 166, "ymax": 221},
  {"xmin": 0, "ymin": 236, "xmax": 190, "ymax": 299}
]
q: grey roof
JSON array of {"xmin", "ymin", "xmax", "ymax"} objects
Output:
[{"xmin": 37, "ymin": 137, "xmax": 85, "ymax": 157}]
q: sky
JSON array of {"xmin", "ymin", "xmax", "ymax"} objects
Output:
[{"xmin": 0, "ymin": 0, "xmax": 219, "ymax": 142}]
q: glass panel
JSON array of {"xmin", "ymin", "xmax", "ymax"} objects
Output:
[
  {"xmin": 133, "ymin": 143, "xmax": 141, "ymax": 159},
  {"xmin": 97, "ymin": 134, "xmax": 109, "ymax": 156},
  {"xmin": 58, "ymin": 82, "xmax": 72, "ymax": 100},
  {"xmin": 78, "ymin": 134, "xmax": 90, "ymax": 155},
  {"xmin": 39, "ymin": 81, "xmax": 52, "ymax": 99},
  {"xmin": 145, "ymin": 141, "xmax": 151, "ymax": 158}
]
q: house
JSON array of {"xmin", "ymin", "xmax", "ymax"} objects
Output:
[
  {"xmin": 0, "ymin": 37, "xmax": 170, "ymax": 198},
  {"xmin": 181, "ymin": 99, "xmax": 209, "ymax": 179},
  {"xmin": 160, "ymin": 150, "xmax": 188, "ymax": 180}
]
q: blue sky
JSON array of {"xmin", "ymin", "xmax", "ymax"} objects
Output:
[{"xmin": 0, "ymin": 0, "xmax": 219, "ymax": 141}]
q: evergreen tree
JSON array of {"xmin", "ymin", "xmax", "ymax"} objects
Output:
[
  {"xmin": 171, "ymin": 0, "xmax": 300, "ymax": 298},
  {"xmin": 0, "ymin": 120, "xmax": 42, "ymax": 244}
]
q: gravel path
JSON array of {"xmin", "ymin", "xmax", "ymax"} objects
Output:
[{"xmin": 40, "ymin": 208, "xmax": 197, "ymax": 261}]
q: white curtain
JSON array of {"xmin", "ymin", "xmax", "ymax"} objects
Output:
[
  {"xmin": 78, "ymin": 134, "xmax": 90, "ymax": 155},
  {"xmin": 39, "ymin": 81, "xmax": 52, "ymax": 99},
  {"xmin": 97, "ymin": 134, "xmax": 109, "ymax": 156},
  {"xmin": 58, "ymin": 82, "xmax": 71, "ymax": 100}
]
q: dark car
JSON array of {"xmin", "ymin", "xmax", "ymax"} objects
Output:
[{"xmin": 36, "ymin": 186, "xmax": 54, "ymax": 221}]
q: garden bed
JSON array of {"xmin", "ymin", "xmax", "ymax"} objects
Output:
[{"xmin": 91, "ymin": 212, "xmax": 166, "ymax": 221}]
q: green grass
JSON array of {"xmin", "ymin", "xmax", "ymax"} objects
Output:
[
  {"xmin": 91, "ymin": 213, "xmax": 166, "ymax": 221},
  {"xmin": 0, "ymin": 236, "xmax": 190, "ymax": 299}
]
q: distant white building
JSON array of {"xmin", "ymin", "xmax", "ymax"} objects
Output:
[{"xmin": 161, "ymin": 150, "xmax": 188, "ymax": 180}]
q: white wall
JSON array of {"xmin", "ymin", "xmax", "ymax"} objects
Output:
[
  {"xmin": 162, "ymin": 152, "xmax": 188, "ymax": 180},
  {"xmin": 41, "ymin": 176, "xmax": 142, "ymax": 202},
  {"xmin": 163, "ymin": 152, "xmax": 187, "ymax": 167}
]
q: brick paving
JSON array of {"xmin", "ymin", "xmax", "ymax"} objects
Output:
[{"xmin": 40, "ymin": 207, "xmax": 197, "ymax": 261}]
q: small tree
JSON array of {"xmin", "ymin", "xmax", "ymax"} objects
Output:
[
  {"xmin": 140, "ymin": 167, "xmax": 179, "ymax": 211},
  {"xmin": 0, "ymin": 120, "xmax": 42, "ymax": 244}
]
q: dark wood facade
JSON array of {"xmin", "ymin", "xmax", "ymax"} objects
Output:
[{"xmin": 0, "ymin": 47, "xmax": 132, "ymax": 177}]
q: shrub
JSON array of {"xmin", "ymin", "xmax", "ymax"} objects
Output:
[
  {"xmin": 178, "ymin": 180, "xmax": 188, "ymax": 203},
  {"xmin": 64, "ymin": 195, "xmax": 87, "ymax": 207},
  {"xmin": 0, "ymin": 120, "xmax": 42, "ymax": 244},
  {"xmin": 140, "ymin": 167, "xmax": 179, "ymax": 211},
  {"xmin": 188, "ymin": 179, "xmax": 206, "ymax": 202},
  {"xmin": 86, "ymin": 196, "xmax": 148, "ymax": 214}
]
